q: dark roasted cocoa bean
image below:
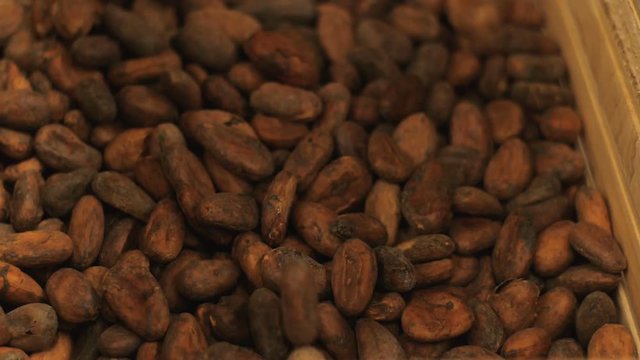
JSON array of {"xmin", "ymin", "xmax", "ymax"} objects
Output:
[
  {"xmin": 92, "ymin": 171, "xmax": 156, "ymax": 221},
  {"xmin": 332, "ymin": 239, "xmax": 378, "ymax": 316}
]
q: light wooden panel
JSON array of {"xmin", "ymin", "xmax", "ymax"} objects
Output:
[{"xmin": 542, "ymin": 0, "xmax": 640, "ymax": 346}]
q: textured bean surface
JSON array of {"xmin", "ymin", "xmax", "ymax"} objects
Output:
[{"xmin": 0, "ymin": 0, "xmax": 633, "ymax": 358}]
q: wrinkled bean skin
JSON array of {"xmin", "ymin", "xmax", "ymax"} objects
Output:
[{"xmin": 0, "ymin": 1, "xmax": 632, "ymax": 359}]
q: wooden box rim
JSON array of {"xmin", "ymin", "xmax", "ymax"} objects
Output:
[{"xmin": 542, "ymin": 0, "xmax": 640, "ymax": 346}]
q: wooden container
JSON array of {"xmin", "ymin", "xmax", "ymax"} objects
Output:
[{"xmin": 542, "ymin": 0, "xmax": 640, "ymax": 345}]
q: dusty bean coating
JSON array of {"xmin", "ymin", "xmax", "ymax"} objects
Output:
[{"xmin": 0, "ymin": 0, "xmax": 633, "ymax": 358}]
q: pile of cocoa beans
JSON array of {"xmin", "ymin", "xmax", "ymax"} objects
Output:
[{"xmin": 0, "ymin": 0, "xmax": 636, "ymax": 359}]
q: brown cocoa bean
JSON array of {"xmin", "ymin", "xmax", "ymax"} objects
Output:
[
  {"xmin": 575, "ymin": 291, "xmax": 618, "ymax": 347},
  {"xmin": 228, "ymin": 62, "xmax": 265, "ymax": 95},
  {"xmin": 7, "ymin": 303, "xmax": 57, "ymax": 352},
  {"xmin": 447, "ymin": 51, "xmax": 481, "ymax": 87},
  {"xmin": 97, "ymin": 325, "xmax": 142, "ymax": 358},
  {"xmin": 414, "ymin": 258, "xmax": 454, "ymax": 287},
  {"xmin": 203, "ymin": 75, "xmax": 248, "ymax": 117},
  {"xmin": 30, "ymin": 332, "xmax": 72, "ymax": 359},
  {"xmin": 202, "ymin": 342, "xmax": 262, "ymax": 360},
  {"xmin": 309, "ymin": 83, "xmax": 351, "ymax": 133},
  {"xmin": 402, "ymin": 289, "xmax": 474, "ymax": 342},
  {"xmin": 357, "ymin": 19, "xmax": 413, "ymax": 65},
  {"xmin": 68, "ymin": 195, "xmax": 104, "ymax": 269},
  {"xmin": 501, "ymin": 327, "xmax": 551, "ymax": 359},
  {"xmin": 251, "ymin": 82, "xmax": 322, "ymax": 122},
  {"xmin": 98, "ymin": 217, "xmax": 137, "ymax": 268},
  {"xmin": 533, "ymin": 287, "xmax": 577, "ymax": 340},
  {"xmin": 548, "ymin": 338, "xmax": 585, "ymax": 360},
  {"xmin": 284, "ymin": 130, "xmax": 334, "ymax": 191},
  {"xmin": 587, "ymin": 324, "xmax": 637, "ymax": 360},
  {"xmin": 195, "ymin": 193, "xmax": 259, "ymax": 231},
  {"xmin": 0, "ymin": 231, "xmax": 73, "ymax": 268},
  {"xmin": 401, "ymin": 159, "xmax": 453, "ymax": 234},
  {"xmin": 390, "ymin": 4, "xmax": 440, "ymax": 40},
  {"xmin": 134, "ymin": 156, "xmax": 172, "ymax": 201},
  {"xmin": 261, "ymin": 171, "xmax": 297, "ymax": 246},
  {"xmin": 46, "ymin": 268, "xmax": 99, "ymax": 323},
  {"xmin": 396, "ymin": 234, "xmax": 456, "ymax": 263},
  {"xmin": 450, "ymin": 217, "xmax": 501, "ymax": 255},
  {"xmin": 0, "ymin": 261, "xmax": 45, "ymax": 305},
  {"xmin": 449, "ymin": 255, "xmax": 480, "ymax": 286},
  {"xmin": 244, "ymin": 30, "xmax": 320, "ymax": 88},
  {"xmin": 281, "ymin": 260, "xmax": 319, "ymax": 346},
  {"xmin": 104, "ymin": 4, "xmax": 168, "ymax": 57},
  {"xmin": 509, "ymin": 81, "xmax": 573, "ymax": 111},
  {"xmin": 293, "ymin": 201, "xmax": 341, "ymax": 257},
  {"xmin": 159, "ymin": 250, "xmax": 206, "ymax": 312},
  {"xmin": 378, "ymin": 75, "xmax": 425, "ymax": 123},
  {"xmin": 199, "ymin": 8, "xmax": 260, "ymax": 44},
  {"xmin": 160, "ymin": 313, "xmax": 207, "ymax": 360},
  {"xmin": 575, "ymin": 186, "xmax": 612, "ymax": 235},
  {"xmin": 538, "ymin": 106, "xmax": 582, "ymax": 144},
  {"xmin": 507, "ymin": 54, "xmax": 566, "ymax": 82},
  {"xmin": 71, "ymin": 35, "xmax": 122, "ymax": 69},
  {"xmin": 437, "ymin": 145, "xmax": 485, "ymax": 186},
  {"xmin": 248, "ymin": 288, "xmax": 289, "ymax": 360},
  {"xmin": 485, "ymin": 100, "xmax": 525, "ymax": 144},
  {"xmin": 442, "ymin": 345, "xmax": 503, "ymax": 359},
  {"xmin": 490, "ymin": 279, "xmax": 540, "ymax": 335},
  {"xmin": 203, "ymin": 153, "xmax": 253, "ymax": 195},
  {"xmin": 330, "ymin": 213, "xmax": 388, "ymax": 248},
  {"xmin": 10, "ymin": 170, "xmax": 43, "ymax": 232},
  {"xmin": 231, "ymin": 232, "xmax": 271, "ymax": 288},
  {"xmin": 356, "ymin": 318, "xmax": 407, "ymax": 360},
  {"xmin": 453, "ymin": 186, "xmax": 504, "ymax": 218},
  {"xmin": 547, "ymin": 265, "xmax": 621, "ymax": 297},
  {"xmin": 116, "ymin": 85, "xmax": 177, "ymax": 127},
  {"xmin": 178, "ymin": 257, "xmax": 240, "ymax": 301},
  {"xmin": 450, "ymin": 101, "xmax": 493, "ymax": 159},
  {"xmin": 492, "ymin": 214, "xmax": 536, "ymax": 283},
  {"xmin": 104, "ymin": 128, "xmax": 151, "ymax": 172},
  {"xmin": 34, "ymin": 124, "xmax": 102, "ymax": 171},
  {"xmin": 74, "ymin": 78, "xmax": 117, "ymax": 125},
  {"xmin": 479, "ymin": 56, "xmax": 508, "ymax": 99},
  {"xmin": 316, "ymin": 4, "xmax": 353, "ymax": 63},
  {"xmin": 466, "ymin": 256, "xmax": 497, "ymax": 302},
  {"xmin": 317, "ymin": 302, "xmax": 357, "ymax": 360},
  {"xmin": 103, "ymin": 250, "xmax": 170, "ymax": 340},
  {"xmin": 365, "ymin": 180, "xmax": 401, "ymax": 245},
  {"xmin": 108, "ymin": 51, "xmax": 182, "ymax": 88},
  {"xmin": 260, "ymin": 247, "xmax": 327, "ymax": 297},
  {"xmin": 368, "ymin": 125, "xmax": 415, "ymax": 183},
  {"xmin": 199, "ymin": 290, "xmax": 251, "ymax": 345},
  {"xmin": 531, "ymin": 140, "xmax": 585, "ymax": 183},
  {"xmin": 468, "ymin": 300, "xmax": 505, "ymax": 353},
  {"xmin": 141, "ymin": 199, "xmax": 185, "ymax": 263},
  {"xmin": 305, "ymin": 156, "xmax": 372, "ymax": 213},
  {"xmin": 0, "ymin": 90, "xmax": 50, "ymax": 131},
  {"xmin": 533, "ymin": 221, "xmax": 575, "ymax": 277},
  {"xmin": 0, "ymin": 127, "xmax": 32, "ymax": 161},
  {"xmin": 484, "ymin": 138, "xmax": 533, "ymax": 200},
  {"xmin": 425, "ymin": 81, "xmax": 456, "ymax": 125},
  {"xmin": 570, "ymin": 222, "xmax": 627, "ymax": 273},
  {"xmin": 251, "ymin": 114, "xmax": 309, "ymax": 150},
  {"xmin": 92, "ymin": 171, "xmax": 156, "ymax": 221},
  {"xmin": 375, "ymin": 246, "xmax": 416, "ymax": 292},
  {"xmin": 91, "ymin": 122, "xmax": 124, "ymax": 149},
  {"xmin": 181, "ymin": 111, "xmax": 274, "ymax": 181},
  {"xmin": 365, "ymin": 292, "xmax": 406, "ymax": 322},
  {"xmin": 332, "ymin": 239, "xmax": 378, "ymax": 316},
  {"xmin": 507, "ymin": 173, "xmax": 562, "ymax": 210}
]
